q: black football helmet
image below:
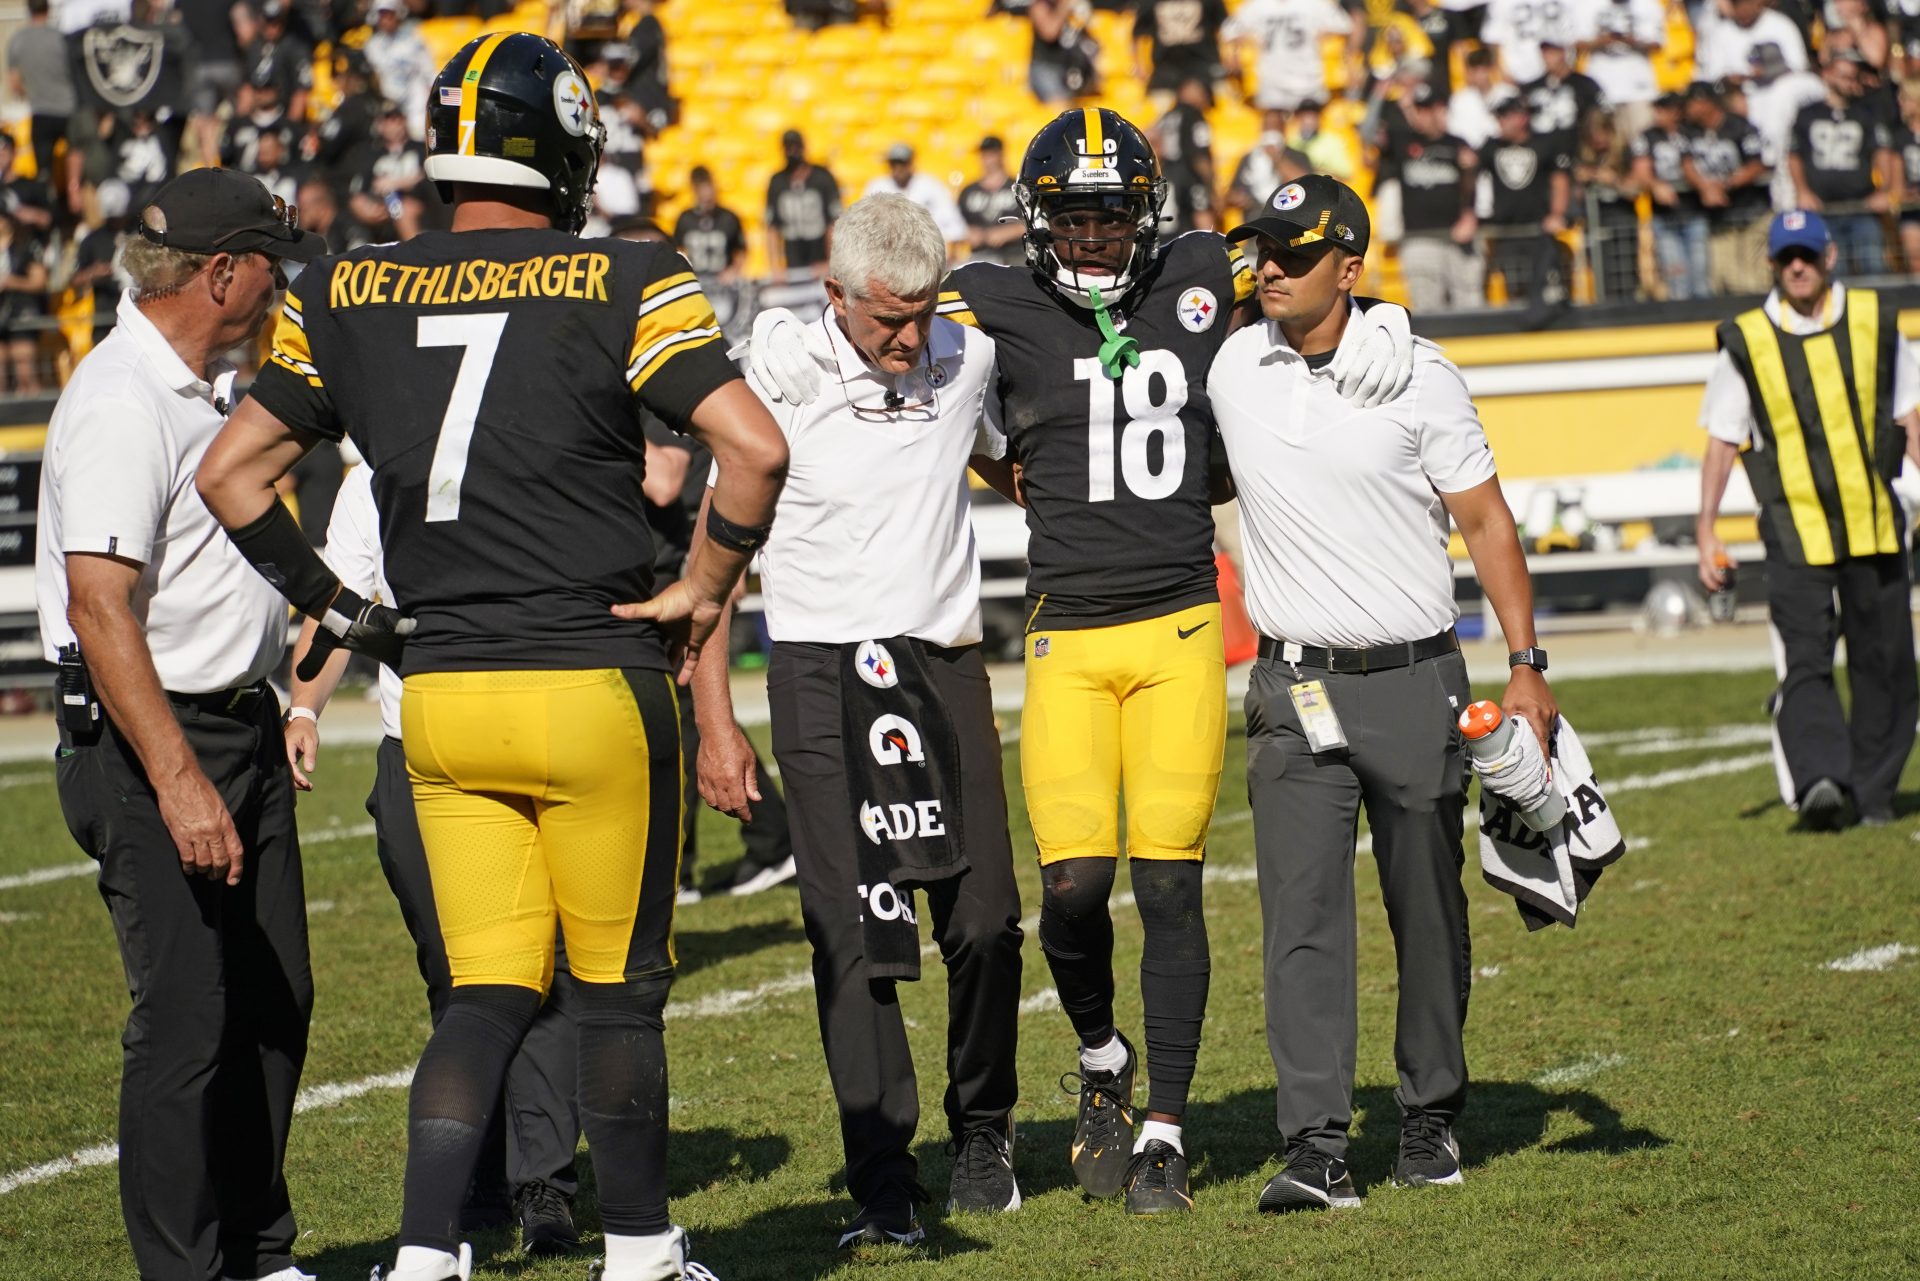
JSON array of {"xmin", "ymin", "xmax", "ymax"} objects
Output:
[
  {"xmin": 1014, "ymin": 108, "xmax": 1165, "ymax": 309},
  {"xmin": 424, "ymin": 32, "xmax": 605, "ymax": 232}
]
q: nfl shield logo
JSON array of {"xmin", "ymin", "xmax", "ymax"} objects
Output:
[{"xmin": 1033, "ymin": 637, "xmax": 1050, "ymax": 659}]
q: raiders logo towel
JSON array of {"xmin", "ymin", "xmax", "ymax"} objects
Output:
[{"xmin": 1475, "ymin": 716, "xmax": 1625, "ymax": 930}]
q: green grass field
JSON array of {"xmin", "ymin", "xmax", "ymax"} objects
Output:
[{"xmin": 2, "ymin": 668, "xmax": 1917, "ymax": 1280}]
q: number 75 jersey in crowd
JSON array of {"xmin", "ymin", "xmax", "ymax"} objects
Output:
[
  {"xmin": 247, "ymin": 227, "xmax": 740, "ymax": 675},
  {"xmin": 938, "ymin": 231, "xmax": 1254, "ymax": 629}
]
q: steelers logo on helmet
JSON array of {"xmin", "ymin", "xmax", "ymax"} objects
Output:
[
  {"xmin": 1176, "ymin": 287, "xmax": 1218, "ymax": 333},
  {"xmin": 553, "ymin": 68, "xmax": 591, "ymax": 137},
  {"xmin": 1274, "ymin": 183, "xmax": 1307, "ymax": 212}
]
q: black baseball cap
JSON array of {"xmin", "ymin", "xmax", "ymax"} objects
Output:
[
  {"xmin": 137, "ymin": 168, "xmax": 325, "ymax": 261},
  {"xmin": 1409, "ymin": 81, "xmax": 1445, "ymax": 107},
  {"xmin": 1229, "ymin": 174, "xmax": 1371, "ymax": 257}
]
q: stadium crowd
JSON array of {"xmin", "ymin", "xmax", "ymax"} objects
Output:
[{"xmin": 6, "ymin": 0, "xmax": 1920, "ymax": 390}]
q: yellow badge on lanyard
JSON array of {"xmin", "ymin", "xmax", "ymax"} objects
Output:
[{"xmin": 1288, "ymin": 680, "xmax": 1349, "ymax": 753}]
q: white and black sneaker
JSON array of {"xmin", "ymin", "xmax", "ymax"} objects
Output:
[
  {"xmin": 1796, "ymin": 777, "xmax": 1852, "ymax": 832},
  {"xmin": 1392, "ymin": 1111, "xmax": 1464, "ymax": 1187},
  {"xmin": 1257, "ymin": 1144, "xmax": 1361, "ymax": 1213},
  {"xmin": 947, "ymin": 1122, "xmax": 1021, "ymax": 1214},
  {"xmin": 837, "ymin": 1180, "xmax": 929, "ymax": 1249},
  {"xmin": 729, "ymin": 855, "xmax": 798, "ymax": 896}
]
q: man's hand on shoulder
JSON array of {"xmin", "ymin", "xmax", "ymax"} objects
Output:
[
  {"xmin": 1331, "ymin": 300, "xmax": 1414, "ymax": 408},
  {"xmin": 739, "ymin": 307, "xmax": 829, "ymax": 405}
]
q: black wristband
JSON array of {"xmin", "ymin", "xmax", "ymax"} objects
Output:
[
  {"xmin": 705, "ymin": 504, "xmax": 773, "ymax": 555},
  {"xmin": 225, "ymin": 497, "xmax": 343, "ymax": 618}
]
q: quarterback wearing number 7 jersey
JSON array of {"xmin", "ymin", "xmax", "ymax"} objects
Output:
[
  {"xmin": 751, "ymin": 107, "xmax": 1414, "ymax": 1217},
  {"xmin": 198, "ymin": 32, "xmax": 787, "ymax": 1281}
]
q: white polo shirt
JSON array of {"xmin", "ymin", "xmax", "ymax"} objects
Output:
[
  {"xmin": 320, "ymin": 464, "xmax": 402, "ymax": 741},
  {"xmin": 1699, "ymin": 283, "xmax": 1920, "ymax": 447},
  {"xmin": 1210, "ymin": 312, "xmax": 1497, "ymax": 648},
  {"xmin": 733, "ymin": 307, "xmax": 1001, "ymax": 648},
  {"xmin": 36, "ymin": 291, "xmax": 288, "ymax": 694}
]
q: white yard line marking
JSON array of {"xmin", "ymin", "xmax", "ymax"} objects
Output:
[
  {"xmin": 303, "ymin": 821, "xmax": 378, "ymax": 845},
  {"xmin": 0, "ymin": 773, "xmax": 53, "ymax": 791},
  {"xmin": 666, "ymin": 970, "xmax": 815, "ymax": 1019},
  {"xmin": 1606, "ymin": 752, "xmax": 1773, "ymax": 792},
  {"xmin": 0, "ymin": 862, "xmax": 93, "ymax": 892},
  {"xmin": 1018, "ymin": 986, "xmax": 1059, "ymax": 1015},
  {"xmin": 0, "ymin": 1145, "xmax": 119, "ymax": 1197},
  {"xmin": 1533, "ymin": 1053, "xmax": 1629, "ymax": 1088},
  {"xmin": 1823, "ymin": 943, "xmax": 1916, "ymax": 973},
  {"xmin": 1611, "ymin": 726, "xmax": 1773, "ymax": 755},
  {"xmin": 1475, "ymin": 965, "xmax": 1503, "ymax": 979},
  {"xmin": 292, "ymin": 1069, "xmax": 415, "ymax": 1114},
  {"xmin": 0, "ymin": 911, "xmax": 41, "ymax": 923},
  {"xmin": 307, "ymin": 900, "xmax": 336, "ymax": 915}
]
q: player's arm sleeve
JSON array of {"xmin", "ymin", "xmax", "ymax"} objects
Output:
[
  {"xmin": 974, "ymin": 355, "xmax": 1009, "ymax": 460},
  {"xmin": 320, "ymin": 464, "xmax": 382, "ymax": 597},
  {"xmin": 53, "ymin": 394, "xmax": 169, "ymax": 563},
  {"xmin": 936, "ymin": 269, "xmax": 982, "ymax": 328},
  {"xmin": 247, "ymin": 273, "xmax": 343, "ymax": 441},
  {"xmin": 1413, "ymin": 359, "xmax": 1498, "ymax": 493},
  {"xmin": 1893, "ymin": 333, "xmax": 1919, "ymax": 419},
  {"xmin": 1699, "ymin": 350, "xmax": 1757, "ymax": 447},
  {"xmin": 1226, "ymin": 239, "xmax": 1257, "ymax": 303},
  {"xmin": 627, "ymin": 252, "xmax": 743, "ymax": 429}
]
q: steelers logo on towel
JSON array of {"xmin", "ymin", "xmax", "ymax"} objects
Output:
[
  {"xmin": 854, "ymin": 639, "xmax": 899, "ymax": 689},
  {"xmin": 1273, "ymin": 183, "xmax": 1306, "ymax": 211},
  {"xmin": 1176, "ymin": 287, "xmax": 1219, "ymax": 333}
]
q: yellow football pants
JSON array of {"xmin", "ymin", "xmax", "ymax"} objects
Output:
[
  {"xmin": 1021, "ymin": 602, "xmax": 1227, "ymax": 865},
  {"xmin": 400, "ymin": 668, "xmax": 682, "ymax": 991}
]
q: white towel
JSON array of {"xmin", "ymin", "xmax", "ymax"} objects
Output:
[{"xmin": 1475, "ymin": 716, "xmax": 1626, "ymax": 930}]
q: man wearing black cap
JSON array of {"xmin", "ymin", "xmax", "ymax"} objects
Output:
[
  {"xmin": 1632, "ymin": 90, "xmax": 1710, "ymax": 299},
  {"xmin": 1208, "ymin": 173, "xmax": 1554, "ymax": 1213},
  {"xmin": 1481, "ymin": 93, "xmax": 1572, "ymax": 306},
  {"xmin": 1683, "ymin": 79, "xmax": 1772, "ymax": 294},
  {"xmin": 1518, "ymin": 39, "xmax": 1605, "ymax": 159},
  {"xmin": 34, "ymin": 167, "xmax": 325, "ymax": 1281},
  {"xmin": 959, "ymin": 135, "xmax": 1024, "ymax": 265},
  {"xmin": 1392, "ymin": 82, "xmax": 1484, "ymax": 311},
  {"xmin": 767, "ymin": 128, "xmax": 843, "ymax": 278}
]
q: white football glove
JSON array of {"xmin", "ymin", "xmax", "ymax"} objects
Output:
[
  {"xmin": 735, "ymin": 307, "xmax": 828, "ymax": 405},
  {"xmin": 1330, "ymin": 301, "xmax": 1414, "ymax": 408}
]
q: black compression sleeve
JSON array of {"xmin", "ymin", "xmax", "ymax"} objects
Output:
[{"xmin": 225, "ymin": 497, "xmax": 343, "ymax": 617}]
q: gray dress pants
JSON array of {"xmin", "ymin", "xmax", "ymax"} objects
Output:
[{"xmin": 1244, "ymin": 649, "xmax": 1474, "ymax": 1159}]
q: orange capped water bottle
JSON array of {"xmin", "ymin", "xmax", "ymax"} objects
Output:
[
  {"xmin": 1708, "ymin": 551, "xmax": 1737, "ymax": 623},
  {"xmin": 1458, "ymin": 700, "xmax": 1566, "ymax": 831}
]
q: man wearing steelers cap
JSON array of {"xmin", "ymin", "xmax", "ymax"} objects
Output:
[{"xmin": 1209, "ymin": 173, "xmax": 1556, "ymax": 1214}]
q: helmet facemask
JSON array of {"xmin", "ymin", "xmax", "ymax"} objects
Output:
[{"xmin": 1018, "ymin": 187, "xmax": 1161, "ymax": 309}]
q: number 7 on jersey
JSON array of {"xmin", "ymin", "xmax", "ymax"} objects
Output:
[{"xmin": 420, "ymin": 312, "xmax": 509, "ymax": 522}]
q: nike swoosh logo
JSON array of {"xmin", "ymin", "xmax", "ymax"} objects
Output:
[{"xmin": 1177, "ymin": 621, "xmax": 1210, "ymax": 639}]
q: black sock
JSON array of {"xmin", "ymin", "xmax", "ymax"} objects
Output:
[
  {"xmin": 398, "ymin": 984, "xmax": 543, "ymax": 1251},
  {"xmin": 575, "ymin": 975, "xmax": 674, "ymax": 1237},
  {"xmin": 1038, "ymin": 857, "xmax": 1119, "ymax": 1047},
  {"xmin": 1133, "ymin": 860, "xmax": 1210, "ymax": 1117}
]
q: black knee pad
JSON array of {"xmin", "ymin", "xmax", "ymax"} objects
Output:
[
  {"xmin": 572, "ymin": 972, "xmax": 672, "ymax": 1026},
  {"xmin": 1131, "ymin": 860, "xmax": 1210, "ymax": 967},
  {"xmin": 1038, "ymin": 856, "xmax": 1118, "ymax": 958}
]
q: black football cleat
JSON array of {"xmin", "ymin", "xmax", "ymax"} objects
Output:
[
  {"xmin": 1060, "ymin": 1032, "xmax": 1137, "ymax": 1198},
  {"xmin": 1123, "ymin": 1139, "xmax": 1193, "ymax": 1216}
]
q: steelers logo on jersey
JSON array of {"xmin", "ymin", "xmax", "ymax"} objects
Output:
[
  {"xmin": 553, "ymin": 69, "xmax": 592, "ymax": 137},
  {"xmin": 855, "ymin": 640, "xmax": 899, "ymax": 689},
  {"xmin": 1176, "ymin": 287, "xmax": 1219, "ymax": 333}
]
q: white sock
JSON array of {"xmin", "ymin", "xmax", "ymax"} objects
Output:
[
  {"xmin": 1079, "ymin": 1033, "xmax": 1129, "ymax": 1074},
  {"xmin": 1135, "ymin": 1119, "xmax": 1183, "ymax": 1155},
  {"xmin": 392, "ymin": 1246, "xmax": 458, "ymax": 1279},
  {"xmin": 603, "ymin": 1226, "xmax": 686, "ymax": 1279}
]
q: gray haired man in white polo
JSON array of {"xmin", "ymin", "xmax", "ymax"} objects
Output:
[{"xmin": 1208, "ymin": 174, "xmax": 1556, "ymax": 1213}]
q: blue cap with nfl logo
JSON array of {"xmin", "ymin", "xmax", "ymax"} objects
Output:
[
  {"xmin": 1768, "ymin": 209, "xmax": 1831, "ymax": 258},
  {"xmin": 1228, "ymin": 173, "xmax": 1370, "ymax": 256}
]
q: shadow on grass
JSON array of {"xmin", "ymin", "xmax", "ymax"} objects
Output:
[
  {"xmin": 295, "ymin": 1126, "xmax": 792, "ymax": 1278},
  {"xmin": 966, "ymin": 1081, "xmax": 1667, "ymax": 1203},
  {"xmin": 673, "ymin": 919, "xmax": 808, "ymax": 979},
  {"xmin": 698, "ymin": 1199, "xmax": 991, "ymax": 1281}
]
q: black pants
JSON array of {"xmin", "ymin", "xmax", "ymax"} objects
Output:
[
  {"xmin": 54, "ymin": 688, "xmax": 313, "ymax": 1281},
  {"xmin": 367, "ymin": 736, "xmax": 581, "ymax": 1194},
  {"xmin": 1245, "ymin": 651, "xmax": 1474, "ymax": 1160},
  {"xmin": 1766, "ymin": 553, "xmax": 1918, "ymax": 819},
  {"xmin": 768, "ymin": 641, "xmax": 1023, "ymax": 1204},
  {"xmin": 673, "ymin": 683, "xmax": 792, "ymax": 891},
  {"xmin": 30, "ymin": 114, "xmax": 68, "ymax": 187}
]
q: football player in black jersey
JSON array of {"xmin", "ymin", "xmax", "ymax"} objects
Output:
[
  {"xmin": 750, "ymin": 107, "xmax": 1412, "ymax": 1217},
  {"xmin": 197, "ymin": 32, "xmax": 786, "ymax": 1281}
]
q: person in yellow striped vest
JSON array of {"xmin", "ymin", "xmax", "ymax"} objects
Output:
[{"xmin": 1697, "ymin": 209, "xmax": 1920, "ymax": 830}]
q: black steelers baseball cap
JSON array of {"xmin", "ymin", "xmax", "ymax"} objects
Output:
[
  {"xmin": 137, "ymin": 168, "xmax": 325, "ymax": 262},
  {"xmin": 1228, "ymin": 173, "xmax": 1371, "ymax": 257}
]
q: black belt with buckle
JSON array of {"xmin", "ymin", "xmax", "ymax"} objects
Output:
[
  {"xmin": 1257, "ymin": 629, "xmax": 1460, "ymax": 674},
  {"xmin": 165, "ymin": 681, "xmax": 271, "ymax": 718}
]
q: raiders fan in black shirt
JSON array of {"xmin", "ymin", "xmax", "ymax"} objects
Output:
[
  {"xmin": 1484, "ymin": 128, "xmax": 1571, "ymax": 227},
  {"xmin": 1630, "ymin": 111, "xmax": 1696, "ymax": 216},
  {"xmin": 765, "ymin": 149, "xmax": 843, "ymax": 271},
  {"xmin": 674, "ymin": 203, "xmax": 746, "ymax": 278},
  {"xmin": 1687, "ymin": 106, "xmax": 1770, "ymax": 223},
  {"xmin": 1519, "ymin": 60, "xmax": 1605, "ymax": 158},
  {"xmin": 1399, "ymin": 129, "xmax": 1477, "ymax": 235},
  {"xmin": 1790, "ymin": 95, "xmax": 1892, "ymax": 205}
]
